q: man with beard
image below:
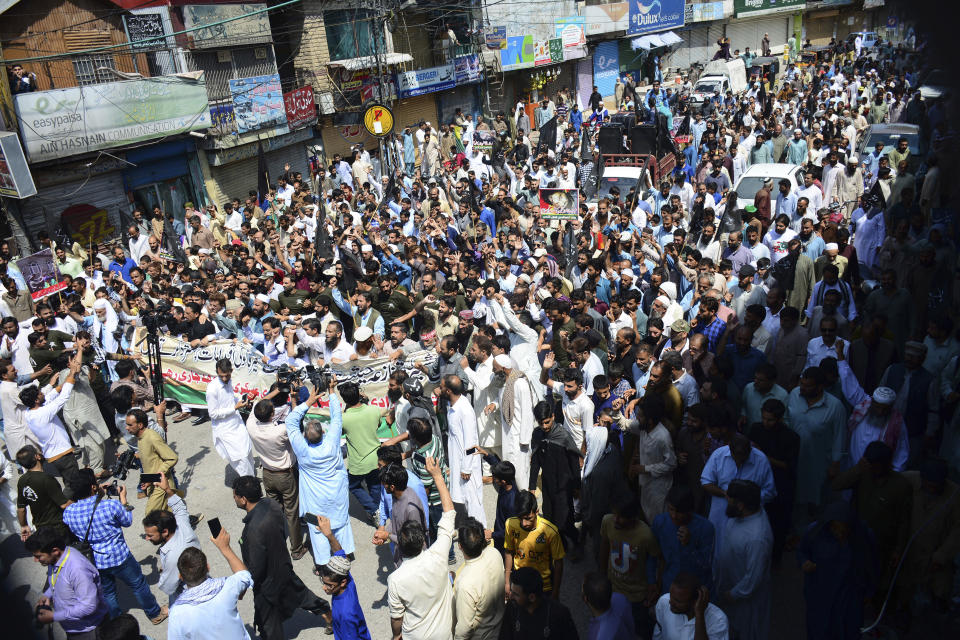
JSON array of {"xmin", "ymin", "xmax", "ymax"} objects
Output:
[
  {"xmin": 831, "ymin": 155, "xmax": 864, "ymax": 222},
  {"xmin": 424, "ymin": 295, "xmax": 458, "ymax": 341},
  {"xmin": 454, "ymin": 309, "xmax": 477, "ymax": 356},
  {"xmin": 461, "ymin": 336, "xmax": 497, "ymax": 478},
  {"xmin": 233, "ymin": 475, "xmax": 332, "ymax": 638},
  {"xmin": 714, "ymin": 479, "xmax": 773, "ymax": 640},
  {"xmin": 486, "ymin": 354, "xmax": 535, "ymax": 492},
  {"xmin": 383, "ymin": 322, "xmax": 418, "ymax": 360},
  {"xmin": 807, "ymin": 263, "xmax": 856, "ymax": 325},
  {"xmin": 333, "ymin": 290, "xmax": 384, "ymax": 340},
  {"xmin": 277, "ymin": 275, "xmax": 312, "ymax": 315},
  {"xmin": 806, "ymin": 289, "xmax": 850, "ymax": 340},
  {"xmin": 320, "ymin": 321, "xmax": 355, "ymax": 365},
  {"xmin": 443, "ymin": 375, "xmax": 486, "ymax": 526},
  {"xmin": 774, "ymin": 237, "xmax": 816, "ymax": 315},
  {"xmin": 373, "ymin": 274, "xmax": 414, "ymax": 330},
  {"xmin": 690, "ymin": 297, "xmax": 727, "ymax": 355},
  {"xmin": 141, "ymin": 473, "xmax": 201, "ymax": 605},
  {"xmin": 654, "ymin": 572, "xmax": 729, "ymax": 639}
]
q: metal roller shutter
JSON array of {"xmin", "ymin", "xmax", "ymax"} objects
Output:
[
  {"xmin": 725, "ymin": 16, "xmax": 791, "ymax": 57},
  {"xmin": 19, "ymin": 171, "xmax": 128, "ymax": 241},
  {"xmin": 664, "ymin": 23, "xmax": 713, "ymax": 71},
  {"xmin": 392, "ymin": 94, "xmax": 439, "ymax": 131},
  {"xmin": 805, "ymin": 12, "xmax": 838, "ymax": 45},
  {"xmin": 437, "ymin": 84, "xmax": 481, "ymax": 125},
  {"xmin": 208, "ymin": 140, "xmax": 312, "ymax": 205}
]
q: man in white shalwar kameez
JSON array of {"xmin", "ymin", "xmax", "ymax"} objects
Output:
[
  {"xmin": 488, "ymin": 296, "xmax": 544, "ymax": 400},
  {"xmin": 443, "ymin": 375, "xmax": 485, "ymax": 526},
  {"xmin": 488, "ymin": 354, "xmax": 534, "ymax": 491},
  {"xmin": 205, "ymin": 359, "xmax": 255, "ymax": 477},
  {"xmin": 0, "ymin": 361, "xmax": 39, "ymax": 458},
  {"xmin": 716, "ymin": 479, "xmax": 772, "ymax": 640},
  {"xmin": 460, "ymin": 337, "xmax": 498, "ymax": 476}
]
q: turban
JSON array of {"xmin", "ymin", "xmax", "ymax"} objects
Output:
[{"xmin": 872, "ymin": 387, "xmax": 896, "ymax": 405}]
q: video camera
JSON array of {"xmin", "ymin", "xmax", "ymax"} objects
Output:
[
  {"xmin": 275, "ymin": 363, "xmax": 332, "ymax": 394},
  {"xmin": 141, "ymin": 301, "xmax": 177, "ymax": 334},
  {"xmin": 107, "ymin": 449, "xmax": 138, "ymax": 484}
]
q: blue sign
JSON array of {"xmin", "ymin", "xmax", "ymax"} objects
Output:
[
  {"xmin": 593, "ymin": 41, "xmax": 619, "ymax": 98},
  {"xmin": 396, "ymin": 64, "xmax": 456, "ymax": 98},
  {"xmin": 628, "ymin": 0, "xmax": 685, "ymax": 36},
  {"xmin": 228, "ymin": 74, "xmax": 288, "ymax": 134}
]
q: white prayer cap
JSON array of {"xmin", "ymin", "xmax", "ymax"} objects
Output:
[
  {"xmin": 533, "ymin": 248, "xmax": 548, "ymax": 258},
  {"xmin": 198, "ymin": 248, "xmax": 212, "ymax": 255},
  {"xmin": 619, "ymin": 231, "xmax": 632, "ymax": 242},
  {"xmin": 660, "ymin": 282, "xmax": 677, "ymax": 301},
  {"xmin": 824, "ymin": 242, "xmax": 839, "ymax": 252},
  {"xmin": 620, "ymin": 268, "xmax": 635, "ymax": 279},
  {"xmin": 354, "ymin": 326, "xmax": 373, "ymax": 342},
  {"xmin": 255, "ymin": 294, "xmax": 271, "ymax": 304},
  {"xmin": 494, "ymin": 354, "xmax": 513, "ymax": 369},
  {"xmin": 93, "ymin": 298, "xmax": 109, "ymax": 310},
  {"xmin": 517, "ymin": 274, "xmax": 532, "ymax": 284},
  {"xmin": 872, "ymin": 386, "xmax": 896, "ymax": 405},
  {"xmin": 293, "ymin": 221, "xmax": 305, "ymax": 229},
  {"xmin": 361, "ymin": 244, "xmax": 373, "ymax": 252},
  {"xmin": 654, "ymin": 295, "xmax": 670, "ymax": 307}
]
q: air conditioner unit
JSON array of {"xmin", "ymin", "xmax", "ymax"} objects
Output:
[
  {"xmin": 217, "ymin": 50, "xmax": 231, "ymax": 63},
  {"xmin": 255, "ymin": 47, "xmax": 267, "ymax": 60}
]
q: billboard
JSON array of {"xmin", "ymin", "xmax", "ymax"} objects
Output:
[
  {"xmin": 628, "ymin": 0, "xmax": 685, "ymax": 36},
  {"xmin": 15, "ymin": 77, "xmax": 210, "ymax": 163},
  {"xmin": 396, "ymin": 64, "xmax": 456, "ymax": 98},
  {"xmin": 734, "ymin": 0, "xmax": 805, "ymax": 16},
  {"xmin": 16, "ymin": 249, "xmax": 68, "ymax": 301},
  {"xmin": 539, "ymin": 189, "xmax": 579, "ymax": 220},
  {"xmin": 182, "ymin": 3, "xmax": 273, "ymax": 49},
  {"xmin": 584, "ymin": 3, "xmax": 629, "ymax": 36},
  {"xmin": 501, "ymin": 36, "xmax": 535, "ymax": 71},
  {"xmin": 485, "ymin": 26, "xmax": 507, "ymax": 49},
  {"xmin": 228, "ymin": 74, "xmax": 288, "ymax": 134},
  {"xmin": 455, "ymin": 55, "xmax": 483, "ymax": 84}
]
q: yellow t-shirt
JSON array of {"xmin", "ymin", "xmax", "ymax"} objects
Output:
[{"xmin": 504, "ymin": 515, "xmax": 565, "ymax": 591}]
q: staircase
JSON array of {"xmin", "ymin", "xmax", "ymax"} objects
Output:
[{"xmin": 483, "ymin": 51, "xmax": 506, "ymax": 116}]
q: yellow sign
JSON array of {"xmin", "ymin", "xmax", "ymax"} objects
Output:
[{"xmin": 363, "ymin": 104, "xmax": 394, "ymax": 137}]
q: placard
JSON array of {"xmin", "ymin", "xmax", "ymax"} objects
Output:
[
  {"xmin": 16, "ymin": 249, "xmax": 68, "ymax": 301},
  {"xmin": 549, "ymin": 39, "xmax": 564, "ymax": 63},
  {"xmin": 61, "ymin": 203, "xmax": 116, "ymax": 245},
  {"xmin": 539, "ymin": 188, "xmax": 579, "ymax": 220},
  {"xmin": 455, "ymin": 55, "xmax": 483, "ymax": 84},
  {"xmin": 472, "ymin": 129, "xmax": 497, "ymax": 155}
]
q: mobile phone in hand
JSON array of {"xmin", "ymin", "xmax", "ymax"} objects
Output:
[
  {"xmin": 207, "ymin": 517, "xmax": 222, "ymax": 539},
  {"xmin": 140, "ymin": 473, "xmax": 161, "ymax": 484},
  {"xmin": 302, "ymin": 513, "xmax": 319, "ymax": 526},
  {"xmin": 465, "ymin": 446, "xmax": 478, "ymax": 456},
  {"xmin": 412, "ymin": 453, "xmax": 426, "ymax": 465}
]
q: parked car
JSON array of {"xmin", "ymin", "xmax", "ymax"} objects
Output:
[
  {"xmin": 730, "ymin": 163, "xmax": 805, "ymax": 212},
  {"xmin": 846, "ymin": 31, "xmax": 879, "ymax": 49},
  {"xmin": 855, "ymin": 123, "xmax": 921, "ymax": 171}
]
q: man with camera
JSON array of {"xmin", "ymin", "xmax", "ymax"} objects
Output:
[
  {"xmin": 62, "ymin": 469, "xmax": 166, "ymax": 625},
  {"xmin": 26, "ymin": 526, "xmax": 109, "ymax": 638}
]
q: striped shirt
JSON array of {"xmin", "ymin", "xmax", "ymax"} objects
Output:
[{"xmin": 408, "ymin": 436, "xmax": 448, "ymax": 507}]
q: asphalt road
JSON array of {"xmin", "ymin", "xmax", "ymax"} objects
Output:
[{"xmin": 0, "ymin": 413, "xmax": 816, "ymax": 640}]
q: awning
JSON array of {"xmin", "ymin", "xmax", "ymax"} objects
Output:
[
  {"xmin": 631, "ymin": 30, "xmax": 683, "ymax": 50},
  {"xmin": 327, "ymin": 52, "xmax": 413, "ymax": 71}
]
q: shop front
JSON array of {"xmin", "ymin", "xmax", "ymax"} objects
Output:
[
  {"xmin": 728, "ymin": 0, "xmax": 805, "ymax": 54},
  {"xmin": 123, "ymin": 140, "xmax": 209, "ymax": 223}
]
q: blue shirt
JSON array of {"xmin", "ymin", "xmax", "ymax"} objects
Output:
[
  {"xmin": 588, "ymin": 591, "xmax": 635, "ymax": 640},
  {"xmin": 651, "ymin": 512, "xmax": 715, "ymax": 593},
  {"xmin": 692, "ymin": 316, "xmax": 727, "ymax": 354},
  {"xmin": 63, "ymin": 495, "xmax": 133, "ymax": 570},
  {"xmin": 723, "ymin": 347, "xmax": 767, "ymax": 392},
  {"xmin": 108, "ymin": 257, "xmax": 137, "ymax": 284},
  {"xmin": 329, "ymin": 551, "xmax": 372, "ymax": 640}
]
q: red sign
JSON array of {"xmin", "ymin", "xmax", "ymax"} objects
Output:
[
  {"xmin": 61, "ymin": 203, "xmax": 116, "ymax": 244},
  {"xmin": 283, "ymin": 86, "xmax": 316, "ymax": 130}
]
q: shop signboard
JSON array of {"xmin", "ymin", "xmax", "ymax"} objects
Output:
[
  {"xmin": 209, "ymin": 103, "xmax": 237, "ymax": 135},
  {"xmin": 534, "ymin": 40, "xmax": 552, "ymax": 66},
  {"xmin": 182, "ymin": 3, "xmax": 272, "ymax": 49},
  {"xmin": 500, "ymin": 36, "xmax": 535, "ymax": 71},
  {"xmin": 485, "ymin": 26, "xmax": 507, "ymax": 49},
  {"xmin": 14, "ymin": 76, "xmax": 210, "ymax": 163},
  {"xmin": 549, "ymin": 39, "xmax": 564, "ymax": 63},
  {"xmin": 396, "ymin": 64, "xmax": 456, "ymax": 98},
  {"xmin": 123, "ymin": 13, "xmax": 166, "ymax": 50},
  {"xmin": 734, "ymin": 0, "xmax": 806, "ymax": 17},
  {"xmin": 0, "ymin": 131, "xmax": 37, "ymax": 198},
  {"xmin": 688, "ymin": 1, "xmax": 728, "ymax": 22},
  {"xmin": 555, "ymin": 17, "xmax": 586, "ymax": 47},
  {"xmin": 454, "ymin": 55, "xmax": 483, "ymax": 84},
  {"xmin": 628, "ymin": 0, "xmax": 685, "ymax": 36},
  {"xmin": 283, "ymin": 86, "xmax": 316, "ymax": 130},
  {"xmin": 228, "ymin": 74, "xmax": 288, "ymax": 134}
]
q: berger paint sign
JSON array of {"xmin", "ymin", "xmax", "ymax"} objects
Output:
[
  {"xmin": 396, "ymin": 64, "xmax": 456, "ymax": 98},
  {"xmin": 15, "ymin": 77, "xmax": 210, "ymax": 163},
  {"xmin": 734, "ymin": 0, "xmax": 805, "ymax": 16},
  {"xmin": 627, "ymin": 0, "xmax": 685, "ymax": 36}
]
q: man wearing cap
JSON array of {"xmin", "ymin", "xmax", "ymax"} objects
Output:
[
  {"xmin": 785, "ymin": 129, "xmax": 808, "ymax": 165},
  {"xmin": 728, "ymin": 265, "xmax": 765, "ymax": 320},
  {"xmin": 484, "ymin": 354, "xmax": 535, "ymax": 492},
  {"xmin": 806, "ymin": 263, "xmax": 856, "ymax": 324},
  {"xmin": 836, "ymin": 347, "xmax": 909, "ymax": 470},
  {"xmin": 830, "ymin": 155, "xmax": 863, "ymax": 222},
  {"xmin": 878, "ymin": 341, "xmax": 938, "ymax": 467}
]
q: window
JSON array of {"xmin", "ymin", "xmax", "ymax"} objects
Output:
[
  {"xmin": 324, "ymin": 9, "xmax": 382, "ymax": 61},
  {"xmin": 72, "ymin": 55, "xmax": 118, "ymax": 86}
]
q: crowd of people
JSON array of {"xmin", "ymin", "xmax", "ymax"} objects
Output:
[{"xmin": 1, "ymin": 23, "xmax": 958, "ymax": 640}]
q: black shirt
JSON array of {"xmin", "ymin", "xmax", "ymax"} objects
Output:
[
  {"xmin": 17, "ymin": 471, "xmax": 68, "ymax": 528},
  {"xmin": 185, "ymin": 318, "xmax": 216, "ymax": 342}
]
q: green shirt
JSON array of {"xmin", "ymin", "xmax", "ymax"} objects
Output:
[{"xmin": 340, "ymin": 404, "xmax": 382, "ymax": 475}]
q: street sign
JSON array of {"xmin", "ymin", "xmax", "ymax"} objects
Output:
[{"xmin": 363, "ymin": 104, "xmax": 394, "ymax": 137}]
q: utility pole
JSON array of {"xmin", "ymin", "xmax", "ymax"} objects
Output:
[{"xmin": 370, "ymin": 0, "xmax": 394, "ymax": 173}]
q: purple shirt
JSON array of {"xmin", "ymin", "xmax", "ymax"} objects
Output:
[{"xmin": 43, "ymin": 546, "xmax": 109, "ymax": 633}]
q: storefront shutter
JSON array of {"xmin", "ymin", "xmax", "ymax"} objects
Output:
[
  {"xmin": 392, "ymin": 94, "xmax": 440, "ymax": 131},
  {"xmin": 725, "ymin": 16, "xmax": 791, "ymax": 57},
  {"xmin": 19, "ymin": 171, "xmax": 128, "ymax": 242}
]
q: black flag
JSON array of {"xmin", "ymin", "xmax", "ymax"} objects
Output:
[
  {"xmin": 257, "ymin": 141, "xmax": 270, "ymax": 207},
  {"xmin": 536, "ymin": 115, "xmax": 558, "ymax": 155}
]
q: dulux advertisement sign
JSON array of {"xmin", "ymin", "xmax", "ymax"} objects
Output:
[{"xmin": 627, "ymin": 0, "xmax": 685, "ymax": 36}]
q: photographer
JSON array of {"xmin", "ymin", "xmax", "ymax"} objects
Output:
[
  {"xmin": 26, "ymin": 527, "xmax": 109, "ymax": 638},
  {"xmin": 62, "ymin": 469, "xmax": 166, "ymax": 624}
]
